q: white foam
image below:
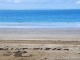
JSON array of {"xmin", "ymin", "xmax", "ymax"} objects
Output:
[{"xmin": 0, "ymin": 22, "xmax": 80, "ymax": 28}]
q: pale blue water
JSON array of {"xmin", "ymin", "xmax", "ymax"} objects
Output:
[{"xmin": 0, "ymin": 10, "xmax": 80, "ymax": 28}]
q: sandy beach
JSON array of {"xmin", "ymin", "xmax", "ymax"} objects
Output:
[
  {"xmin": 0, "ymin": 27, "xmax": 80, "ymax": 60},
  {"xmin": 0, "ymin": 3, "xmax": 80, "ymax": 60},
  {"xmin": 0, "ymin": 28, "xmax": 80, "ymax": 41}
]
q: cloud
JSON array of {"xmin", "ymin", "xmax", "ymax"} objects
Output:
[
  {"xmin": 0, "ymin": 0, "xmax": 22, "ymax": 3},
  {"xmin": 14, "ymin": 0, "xmax": 22, "ymax": 3},
  {"xmin": 76, "ymin": 1, "xmax": 80, "ymax": 4},
  {"xmin": 0, "ymin": 0, "xmax": 67, "ymax": 4},
  {"xmin": 0, "ymin": 0, "xmax": 80, "ymax": 9},
  {"xmin": 0, "ymin": 0, "xmax": 78, "ymax": 4}
]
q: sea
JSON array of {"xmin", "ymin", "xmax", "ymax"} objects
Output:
[{"xmin": 0, "ymin": 9, "xmax": 80, "ymax": 28}]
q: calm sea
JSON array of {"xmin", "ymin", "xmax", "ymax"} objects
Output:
[
  {"xmin": 0, "ymin": 9, "xmax": 80, "ymax": 23},
  {"xmin": 0, "ymin": 10, "xmax": 80, "ymax": 28}
]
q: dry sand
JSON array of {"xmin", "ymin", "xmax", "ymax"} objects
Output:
[{"xmin": 0, "ymin": 28, "xmax": 80, "ymax": 60}]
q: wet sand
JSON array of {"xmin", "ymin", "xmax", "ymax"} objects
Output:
[
  {"xmin": 0, "ymin": 28, "xmax": 80, "ymax": 40},
  {"xmin": 0, "ymin": 28, "xmax": 80, "ymax": 60}
]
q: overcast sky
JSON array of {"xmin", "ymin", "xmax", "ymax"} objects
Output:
[{"xmin": 0, "ymin": 0, "xmax": 80, "ymax": 10}]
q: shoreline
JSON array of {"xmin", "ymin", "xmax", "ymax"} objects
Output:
[{"xmin": 0, "ymin": 22, "xmax": 80, "ymax": 28}]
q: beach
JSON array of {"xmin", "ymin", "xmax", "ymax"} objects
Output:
[
  {"xmin": 0, "ymin": 0, "xmax": 80, "ymax": 60},
  {"xmin": 0, "ymin": 28, "xmax": 80, "ymax": 41},
  {"xmin": 0, "ymin": 9, "xmax": 80, "ymax": 60},
  {"xmin": 0, "ymin": 26, "xmax": 80, "ymax": 60},
  {"xmin": 0, "ymin": 7, "xmax": 80, "ymax": 60}
]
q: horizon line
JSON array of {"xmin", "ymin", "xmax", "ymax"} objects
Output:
[{"xmin": 0, "ymin": 9, "xmax": 80, "ymax": 10}]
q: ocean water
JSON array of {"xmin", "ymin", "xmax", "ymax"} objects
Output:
[
  {"xmin": 0, "ymin": 9, "xmax": 80, "ymax": 28},
  {"xmin": 0, "ymin": 9, "xmax": 80, "ymax": 22}
]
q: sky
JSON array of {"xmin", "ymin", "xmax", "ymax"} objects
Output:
[{"xmin": 0, "ymin": 0, "xmax": 80, "ymax": 10}]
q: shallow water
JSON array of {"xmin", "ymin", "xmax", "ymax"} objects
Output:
[{"xmin": 0, "ymin": 22, "xmax": 80, "ymax": 28}]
